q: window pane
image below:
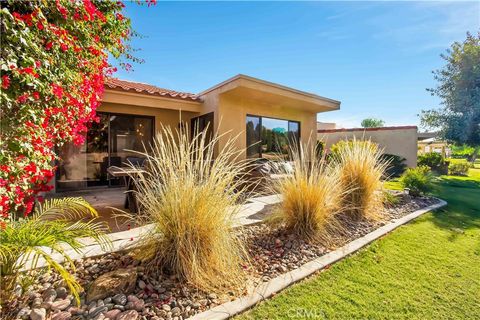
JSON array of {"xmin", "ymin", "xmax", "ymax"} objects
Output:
[
  {"xmin": 288, "ymin": 121, "xmax": 300, "ymax": 144},
  {"xmin": 261, "ymin": 117, "xmax": 289, "ymax": 159},
  {"xmin": 246, "ymin": 115, "xmax": 261, "ymax": 158},
  {"xmin": 246, "ymin": 115, "xmax": 301, "ymax": 159}
]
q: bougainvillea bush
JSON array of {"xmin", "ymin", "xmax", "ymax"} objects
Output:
[{"xmin": 0, "ymin": 0, "xmax": 154, "ymax": 220}]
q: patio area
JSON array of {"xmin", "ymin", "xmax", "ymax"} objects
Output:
[
  {"xmin": 50, "ymin": 187, "xmax": 282, "ymax": 233},
  {"xmin": 50, "ymin": 187, "xmax": 134, "ymax": 232}
]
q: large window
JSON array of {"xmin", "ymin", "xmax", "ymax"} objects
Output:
[
  {"xmin": 246, "ymin": 115, "xmax": 300, "ymax": 159},
  {"xmin": 56, "ymin": 113, "xmax": 154, "ymax": 191}
]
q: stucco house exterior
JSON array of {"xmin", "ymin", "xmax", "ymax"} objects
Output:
[
  {"xmin": 317, "ymin": 126, "xmax": 418, "ymax": 168},
  {"xmin": 54, "ymin": 74, "xmax": 340, "ymax": 192}
]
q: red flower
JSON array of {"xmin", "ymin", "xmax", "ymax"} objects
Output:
[
  {"xmin": 60, "ymin": 43, "xmax": 68, "ymax": 52},
  {"xmin": 35, "ymin": 60, "xmax": 42, "ymax": 68},
  {"xmin": 33, "ymin": 91, "xmax": 40, "ymax": 100},
  {"xmin": 45, "ymin": 41, "xmax": 53, "ymax": 50},
  {"xmin": 51, "ymin": 83, "xmax": 63, "ymax": 98},
  {"xmin": 37, "ymin": 21, "xmax": 44, "ymax": 30},
  {"xmin": 1, "ymin": 75, "xmax": 10, "ymax": 89},
  {"xmin": 17, "ymin": 94, "xmax": 29, "ymax": 103}
]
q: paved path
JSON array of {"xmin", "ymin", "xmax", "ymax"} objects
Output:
[{"xmin": 23, "ymin": 194, "xmax": 282, "ymax": 270}]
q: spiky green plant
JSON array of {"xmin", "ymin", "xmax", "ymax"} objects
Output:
[
  {"xmin": 270, "ymin": 140, "xmax": 344, "ymax": 242},
  {"xmin": 0, "ymin": 198, "xmax": 110, "ymax": 308},
  {"xmin": 332, "ymin": 138, "xmax": 390, "ymax": 220},
  {"xmin": 127, "ymin": 126, "xmax": 253, "ymax": 292}
]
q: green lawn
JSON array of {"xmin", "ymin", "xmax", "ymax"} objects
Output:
[{"xmin": 237, "ymin": 168, "xmax": 480, "ymax": 319}]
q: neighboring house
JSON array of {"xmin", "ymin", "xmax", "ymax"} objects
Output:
[
  {"xmin": 54, "ymin": 74, "xmax": 340, "ymax": 192},
  {"xmin": 417, "ymin": 132, "xmax": 450, "ymax": 157},
  {"xmin": 317, "ymin": 121, "xmax": 337, "ymax": 130},
  {"xmin": 317, "ymin": 126, "xmax": 418, "ymax": 167}
]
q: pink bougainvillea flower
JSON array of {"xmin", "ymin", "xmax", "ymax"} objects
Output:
[
  {"xmin": 51, "ymin": 83, "xmax": 63, "ymax": 98},
  {"xmin": 1, "ymin": 75, "xmax": 10, "ymax": 89}
]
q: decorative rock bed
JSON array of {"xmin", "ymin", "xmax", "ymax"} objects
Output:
[{"xmin": 7, "ymin": 194, "xmax": 441, "ymax": 320}]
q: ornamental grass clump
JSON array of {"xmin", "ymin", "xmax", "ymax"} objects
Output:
[
  {"xmin": 0, "ymin": 198, "xmax": 110, "ymax": 311},
  {"xmin": 271, "ymin": 141, "xmax": 344, "ymax": 242},
  {"xmin": 333, "ymin": 139, "xmax": 390, "ymax": 220},
  {"xmin": 129, "ymin": 126, "xmax": 252, "ymax": 292}
]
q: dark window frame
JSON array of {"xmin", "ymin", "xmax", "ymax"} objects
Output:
[
  {"xmin": 55, "ymin": 111, "xmax": 155, "ymax": 191},
  {"xmin": 246, "ymin": 114, "xmax": 301, "ymax": 159}
]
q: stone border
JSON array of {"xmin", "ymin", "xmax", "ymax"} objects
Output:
[{"xmin": 191, "ymin": 198, "xmax": 447, "ymax": 320}]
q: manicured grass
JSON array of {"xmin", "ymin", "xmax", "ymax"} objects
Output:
[{"xmin": 237, "ymin": 169, "xmax": 480, "ymax": 319}]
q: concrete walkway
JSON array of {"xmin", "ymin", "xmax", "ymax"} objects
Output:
[{"xmin": 24, "ymin": 194, "xmax": 282, "ymax": 270}]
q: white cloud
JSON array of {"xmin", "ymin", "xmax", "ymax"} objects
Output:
[{"xmin": 371, "ymin": 1, "xmax": 479, "ymax": 52}]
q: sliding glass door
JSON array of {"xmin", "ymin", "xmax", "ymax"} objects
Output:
[{"xmin": 56, "ymin": 113, "xmax": 154, "ymax": 191}]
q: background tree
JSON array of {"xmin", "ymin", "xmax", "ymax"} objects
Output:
[
  {"xmin": 420, "ymin": 32, "xmax": 480, "ymax": 160},
  {"xmin": 361, "ymin": 118, "xmax": 385, "ymax": 128},
  {"xmin": 0, "ymin": 0, "xmax": 155, "ymax": 219}
]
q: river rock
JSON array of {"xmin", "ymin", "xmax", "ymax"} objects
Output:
[
  {"xmin": 51, "ymin": 299, "xmax": 71, "ymax": 311},
  {"xmin": 104, "ymin": 309, "xmax": 121, "ymax": 319},
  {"xmin": 116, "ymin": 310, "xmax": 139, "ymax": 320},
  {"xmin": 112, "ymin": 294, "xmax": 127, "ymax": 306},
  {"xmin": 51, "ymin": 311, "xmax": 71, "ymax": 320},
  {"xmin": 30, "ymin": 308, "xmax": 46, "ymax": 320},
  {"xmin": 86, "ymin": 268, "xmax": 137, "ymax": 302}
]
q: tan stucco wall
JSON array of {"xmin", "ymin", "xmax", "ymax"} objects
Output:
[
  {"xmin": 318, "ymin": 128, "xmax": 418, "ymax": 167},
  {"xmin": 98, "ymin": 102, "xmax": 198, "ymax": 134},
  {"xmin": 199, "ymin": 91, "xmax": 318, "ymax": 159}
]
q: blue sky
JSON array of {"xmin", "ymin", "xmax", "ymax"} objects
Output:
[{"xmin": 112, "ymin": 1, "xmax": 479, "ymax": 128}]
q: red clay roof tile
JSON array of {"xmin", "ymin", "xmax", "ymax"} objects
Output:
[{"xmin": 104, "ymin": 78, "xmax": 200, "ymax": 102}]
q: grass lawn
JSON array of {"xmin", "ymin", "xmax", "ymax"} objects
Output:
[{"xmin": 237, "ymin": 168, "xmax": 480, "ymax": 319}]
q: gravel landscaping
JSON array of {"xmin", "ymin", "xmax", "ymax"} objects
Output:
[{"xmin": 8, "ymin": 193, "xmax": 440, "ymax": 320}]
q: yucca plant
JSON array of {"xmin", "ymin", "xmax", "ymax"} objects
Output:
[
  {"xmin": 271, "ymin": 140, "xmax": 344, "ymax": 242},
  {"xmin": 0, "ymin": 198, "xmax": 110, "ymax": 308},
  {"xmin": 332, "ymin": 139, "xmax": 390, "ymax": 220},
  {"xmin": 127, "ymin": 126, "xmax": 253, "ymax": 292}
]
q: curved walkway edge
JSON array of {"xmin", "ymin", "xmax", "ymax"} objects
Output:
[{"xmin": 190, "ymin": 198, "xmax": 448, "ymax": 320}]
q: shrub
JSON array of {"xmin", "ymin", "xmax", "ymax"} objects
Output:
[
  {"xmin": 450, "ymin": 144, "xmax": 475, "ymax": 159},
  {"xmin": 382, "ymin": 191, "xmax": 400, "ymax": 207},
  {"xmin": 333, "ymin": 138, "xmax": 389, "ymax": 220},
  {"xmin": 448, "ymin": 162, "xmax": 470, "ymax": 176},
  {"xmin": 129, "ymin": 126, "xmax": 251, "ymax": 292},
  {"xmin": 380, "ymin": 154, "xmax": 407, "ymax": 177},
  {"xmin": 0, "ymin": 1, "xmax": 152, "ymax": 218},
  {"xmin": 400, "ymin": 166, "xmax": 435, "ymax": 196},
  {"xmin": 418, "ymin": 152, "xmax": 447, "ymax": 173},
  {"xmin": 0, "ymin": 198, "xmax": 110, "ymax": 311},
  {"xmin": 272, "ymin": 141, "xmax": 343, "ymax": 241}
]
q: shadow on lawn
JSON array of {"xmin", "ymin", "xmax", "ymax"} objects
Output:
[{"xmin": 428, "ymin": 176, "xmax": 480, "ymax": 235}]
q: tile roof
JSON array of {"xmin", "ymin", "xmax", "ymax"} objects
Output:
[{"xmin": 104, "ymin": 78, "xmax": 200, "ymax": 102}]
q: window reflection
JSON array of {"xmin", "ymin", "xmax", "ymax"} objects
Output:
[
  {"xmin": 56, "ymin": 113, "xmax": 153, "ymax": 191},
  {"xmin": 246, "ymin": 115, "xmax": 300, "ymax": 159}
]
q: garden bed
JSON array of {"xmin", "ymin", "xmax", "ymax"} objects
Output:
[{"xmin": 9, "ymin": 194, "xmax": 440, "ymax": 320}]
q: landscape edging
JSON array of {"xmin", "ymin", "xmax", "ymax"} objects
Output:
[{"xmin": 190, "ymin": 198, "xmax": 448, "ymax": 320}]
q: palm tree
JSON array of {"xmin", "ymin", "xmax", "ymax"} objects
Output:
[{"xmin": 0, "ymin": 198, "xmax": 111, "ymax": 310}]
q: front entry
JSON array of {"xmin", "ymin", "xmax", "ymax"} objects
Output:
[{"xmin": 56, "ymin": 112, "xmax": 154, "ymax": 191}]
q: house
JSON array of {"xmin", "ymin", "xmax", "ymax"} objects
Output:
[
  {"xmin": 54, "ymin": 74, "xmax": 340, "ymax": 192},
  {"xmin": 317, "ymin": 126, "xmax": 418, "ymax": 167},
  {"xmin": 417, "ymin": 132, "xmax": 450, "ymax": 157},
  {"xmin": 317, "ymin": 121, "xmax": 337, "ymax": 130}
]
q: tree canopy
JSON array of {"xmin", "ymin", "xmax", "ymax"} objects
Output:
[
  {"xmin": 361, "ymin": 118, "xmax": 385, "ymax": 128},
  {"xmin": 420, "ymin": 32, "xmax": 480, "ymax": 147}
]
